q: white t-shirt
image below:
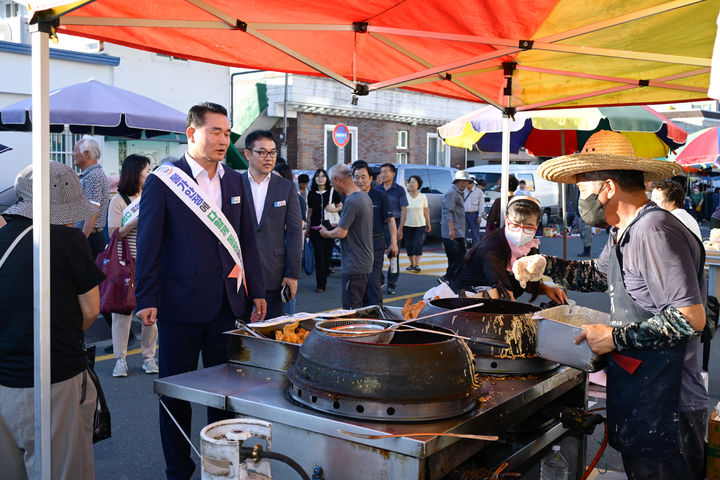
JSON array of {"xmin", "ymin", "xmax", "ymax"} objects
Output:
[
  {"xmin": 671, "ymin": 208, "xmax": 702, "ymax": 240},
  {"xmin": 405, "ymin": 192, "xmax": 428, "ymax": 227}
]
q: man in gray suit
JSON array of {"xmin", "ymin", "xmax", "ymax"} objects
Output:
[{"xmin": 242, "ymin": 130, "xmax": 303, "ymax": 319}]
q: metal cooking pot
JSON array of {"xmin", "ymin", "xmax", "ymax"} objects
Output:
[
  {"xmin": 288, "ymin": 325, "xmax": 475, "ymax": 403},
  {"xmin": 418, "ymin": 298, "xmax": 540, "ymax": 358}
]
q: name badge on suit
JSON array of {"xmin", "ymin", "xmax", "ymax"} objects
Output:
[
  {"xmin": 231, "ymin": 196, "xmax": 242, "ymax": 205},
  {"xmin": 274, "ymin": 200, "xmax": 286, "ymax": 207}
]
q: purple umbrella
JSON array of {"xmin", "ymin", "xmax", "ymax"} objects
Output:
[{"xmin": 0, "ymin": 79, "xmax": 186, "ymax": 138}]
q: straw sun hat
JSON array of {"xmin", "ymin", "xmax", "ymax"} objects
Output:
[{"xmin": 537, "ymin": 130, "xmax": 682, "ymax": 184}]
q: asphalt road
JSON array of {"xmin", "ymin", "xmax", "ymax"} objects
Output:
[{"xmin": 85, "ymin": 231, "xmax": 718, "ymax": 479}]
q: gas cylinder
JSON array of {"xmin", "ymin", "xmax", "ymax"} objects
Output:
[{"xmin": 200, "ymin": 418, "xmax": 273, "ymax": 480}]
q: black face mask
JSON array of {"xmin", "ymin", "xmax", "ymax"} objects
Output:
[{"xmin": 578, "ymin": 183, "xmax": 609, "ymax": 228}]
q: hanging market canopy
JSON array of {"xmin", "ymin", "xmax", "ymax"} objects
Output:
[
  {"xmin": 438, "ymin": 105, "xmax": 688, "ymax": 157},
  {"xmin": 0, "ymin": 79, "xmax": 187, "ymax": 138},
  {"xmin": 30, "ymin": 0, "xmax": 717, "ymax": 111}
]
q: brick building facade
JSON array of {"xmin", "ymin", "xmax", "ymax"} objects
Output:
[{"xmin": 270, "ymin": 112, "xmax": 465, "ymax": 171}]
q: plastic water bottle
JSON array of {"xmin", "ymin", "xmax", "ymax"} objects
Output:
[{"xmin": 540, "ymin": 445, "xmax": 569, "ymax": 480}]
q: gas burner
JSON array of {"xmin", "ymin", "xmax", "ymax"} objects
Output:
[
  {"xmin": 287, "ymin": 382, "xmax": 476, "ymax": 422},
  {"xmin": 287, "ymin": 325, "xmax": 478, "ymax": 422}
]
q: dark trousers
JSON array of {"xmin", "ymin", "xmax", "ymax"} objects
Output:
[
  {"xmin": 309, "ymin": 229, "xmax": 334, "ymax": 289},
  {"xmin": 264, "ymin": 288, "xmax": 285, "ymax": 320},
  {"xmin": 383, "ymin": 221, "xmax": 400, "ymax": 289},
  {"xmin": 622, "ymin": 409, "xmax": 707, "ymax": 480},
  {"xmin": 342, "ymin": 273, "xmax": 369, "ymax": 309},
  {"xmin": 465, "ymin": 212, "xmax": 481, "ymax": 245},
  {"xmin": 365, "ymin": 236, "xmax": 386, "ymax": 306},
  {"xmin": 403, "ymin": 226, "xmax": 425, "ymax": 257},
  {"xmin": 157, "ymin": 298, "xmax": 235, "ymax": 480},
  {"xmin": 442, "ymin": 237, "xmax": 466, "ymax": 280}
]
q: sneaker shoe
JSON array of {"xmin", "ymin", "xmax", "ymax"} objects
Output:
[
  {"xmin": 142, "ymin": 357, "xmax": 159, "ymax": 374},
  {"xmin": 414, "ymin": 266, "xmax": 422, "ymax": 272},
  {"xmin": 112, "ymin": 359, "xmax": 128, "ymax": 377},
  {"xmin": 405, "ymin": 266, "xmax": 415, "ymax": 271},
  {"xmin": 386, "ymin": 289, "xmax": 396, "ymax": 295}
]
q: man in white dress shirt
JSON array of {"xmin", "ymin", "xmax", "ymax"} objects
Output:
[{"xmin": 242, "ymin": 130, "xmax": 303, "ymax": 319}]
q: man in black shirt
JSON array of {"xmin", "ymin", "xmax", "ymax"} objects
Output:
[{"xmin": 0, "ymin": 161, "xmax": 105, "ymax": 479}]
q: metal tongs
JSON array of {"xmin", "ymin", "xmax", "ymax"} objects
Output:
[{"xmin": 329, "ymin": 302, "xmax": 511, "ymax": 349}]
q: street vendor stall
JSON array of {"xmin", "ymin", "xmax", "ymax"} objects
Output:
[
  {"xmin": 155, "ymin": 305, "xmax": 592, "ymax": 479},
  {"xmin": 22, "ymin": 0, "xmax": 718, "ymax": 477}
]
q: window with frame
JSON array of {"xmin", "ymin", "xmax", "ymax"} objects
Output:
[
  {"xmin": 396, "ymin": 152, "xmax": 408, "ymax": 164},
  {"xmin": 426, "ymin": 133, "xmax": 449, "ymax": 167},
  {"xmin": 50, "ymin": 129, "xmax": 83, "ymax": 171},
  {"xmin": 397, "ymin": 130, "xmax": 408, "ymax": 149}
]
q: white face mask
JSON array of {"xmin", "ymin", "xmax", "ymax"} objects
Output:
[{"xmin": 504, "ymin": 228, "xmax": 536, "ymax": 247}]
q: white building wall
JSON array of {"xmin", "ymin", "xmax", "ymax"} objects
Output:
[{"xmin": 102, "ymin": 43, "xmax": 231, "ymax": 114}]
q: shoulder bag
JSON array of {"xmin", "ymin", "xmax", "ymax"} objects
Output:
[
  {"xmin": 324, "ymin": 188, "xmax": 341, "ymax": 225},
  {"xmin": 95, "ymin": 229, "xmax": 136, "ymax": 314}
]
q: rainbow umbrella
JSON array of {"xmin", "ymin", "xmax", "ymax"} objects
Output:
[
  {"xmin": 438, "ymin": 105, "xmax": 687, "ymax": 157},
  {"xmin": 671, "ymin": 127, "xmax": 720, "ymax": 171}
]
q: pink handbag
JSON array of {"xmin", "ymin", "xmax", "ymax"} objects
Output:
[{"xmin": 95, "ymin": 229, "xmax": 136, "ymax": 314}]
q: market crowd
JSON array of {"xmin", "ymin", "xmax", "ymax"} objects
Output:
[{"xmin": 0, "ymin": 103, "xmax": 710, "ymax": 480}]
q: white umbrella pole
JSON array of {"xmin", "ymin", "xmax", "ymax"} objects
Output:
[
  {"xmin": 31, "ymin": 23, "xmax": 51, "ymax": 479},
  {"xmin": 500, "ymin": 113, "xmax": 510, "ymax": 224}
]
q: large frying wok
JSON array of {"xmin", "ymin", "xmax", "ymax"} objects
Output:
[{"xmin": 418, "ymin": 298, "xmax": 540, "ymax": 358}]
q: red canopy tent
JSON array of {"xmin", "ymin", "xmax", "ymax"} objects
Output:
[{"xmin": 22, "ymin": 1, "xmax": 720, "ymax": 476}]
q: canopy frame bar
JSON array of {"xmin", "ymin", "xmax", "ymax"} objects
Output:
[
  {"xmin": 516, "ymin": 65, "xmax": 709, "ymax": 93},
  {"xmin": 181, "ymin": 0, "xmax": 359, "ymax": 91},
  {"xmin": 365, "ymin": 0, "xmax": 707, "ymax": 93},
  {"xmin": 61, "ymin": 16, "xmax": 230, "ymax": 28},
  {"xmin": 245, "ymin": 26, "xmax": 358, "ymax": 90},
  {"xmin": 368, "ymin": 47, "xmax": 520, "ymax": 91},
  {"xmin": 514, "ymin": 68, "xmax": 710, "ymax": 111},
  {"xmin": 370, "ymin": 32, "xmax": 503, "ymax": 109}
]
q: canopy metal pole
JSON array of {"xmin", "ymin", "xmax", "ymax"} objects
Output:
[
  {"xmin": 30, "ymin": 21, "xmax": 51, "ymax": 480},
  {"xmin": 281, "ymin": 73, "xmax": 288, "ymax": 160},
  {"xmin": 500, "ymin": 113, "xmax": 510, "ymax": 224},
  {"xmin": 561, "ymin": 131, "xmax": 567, "ymax": 260}
]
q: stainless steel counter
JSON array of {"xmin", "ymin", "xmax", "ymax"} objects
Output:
[{"xmin": 155, "ymin": 364, "xmax": 587, "ymax": 479}]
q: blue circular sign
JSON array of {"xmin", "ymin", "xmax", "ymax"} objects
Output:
[{"xmin": 332, "ymin": 124, "xmax": 350, "ymax": 148}]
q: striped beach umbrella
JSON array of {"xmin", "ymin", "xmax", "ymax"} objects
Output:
[{"xmin": 438, "ymin": 105, "xmax": 687, "ymax": 158}]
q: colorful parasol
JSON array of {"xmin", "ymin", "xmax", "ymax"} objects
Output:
[
  {"xmin": 438, "ymin": 105, "xmax": 687, "ymax": 158},
  {"xmin": 671, "ymin": 127, "xmax": 720, "ymax": 170}
]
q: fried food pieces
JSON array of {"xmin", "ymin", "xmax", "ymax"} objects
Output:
[
  {"xmin": 402, "ymin": 298, "xmax": 427, "ymax": 320},
  {"xmin": 274, "ymin": 320, "xmax": 309, "ymax": 344}
]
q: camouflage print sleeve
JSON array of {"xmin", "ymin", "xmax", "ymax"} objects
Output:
[
  {"xmin": 612, "ymin": 306, "xmax": 697, "ymax": 351},
  {"xmin": 542, "ymin": 256, "xmax": 608, "ymax": 293}
]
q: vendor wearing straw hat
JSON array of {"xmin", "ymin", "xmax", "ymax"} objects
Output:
[{"xmin": 515, "ymin": 130, "xmax": 706, "ymax": 479}]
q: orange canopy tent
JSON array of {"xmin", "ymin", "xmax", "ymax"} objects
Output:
[
  {"xmin": 21, "ymin": 2, "xmax": 720, "ymax": 476},
  {"xmin": 30, "ymin": 0, "xmax": 717, "ymax": 110}
]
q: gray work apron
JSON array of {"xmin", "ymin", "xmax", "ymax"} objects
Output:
[{"xmin": 606, "ymin": 207, "xmax": 688, "ymax": 460}]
